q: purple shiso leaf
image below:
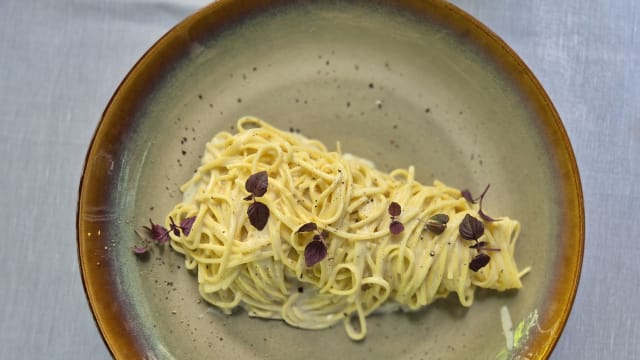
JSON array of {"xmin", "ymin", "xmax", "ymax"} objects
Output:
[
  {"xmin": 304, "ymin": 240, "xmax": 327, "ymax": 267},
  {"xmin": 297, "ymin": 222, "xmax": 318, "ymax": 233},
  {"xmin": 389, "ymin": 221, "xmax": 405, "ymax": 235},
  {"xmin": 388, "ymin": 202, "xmax": 402, "ymax": 217},
  {"xmin": 132, "ymin": 244, "xmax": 150, "ymax": 254},
  {"xmin": 469, "ymin": 253, "xmax": 491, "ymax": 272},
  {"xmin": 461, "ymin": 189, "xmax": 475, "ymax": 203},
  {"xmin": 478, "ymin": 208, "xmax": 501, "ymax": 222},
  {"xmin": 144, "ymin": 219, "xmax": 170, "ymax": 244},
  {"xmin": 245, "ymin": 171, "xmax": 268, "ymax": 197},
  {"xmin": 179, "ymin": 216, "xmax": 197, "ymax": 236},
  {"xmin": 459, "ymin": 214, "xmax": 484, "ymax": 241},
  {"xmin": 247, "ymin": 201, "xmax": 270, "ymax": 230}
]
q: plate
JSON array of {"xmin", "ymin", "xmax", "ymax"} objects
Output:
[{"xmin": 77, "ymin": 1, "xmax": 584, "ymax": 359}]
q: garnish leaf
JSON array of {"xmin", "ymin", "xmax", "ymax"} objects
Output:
[
  {"xmin": 478, "ymin": 184, "xmax": 490, "ymax": 199},
  {"xmin": 461, "ymin": 189, "xmax": 475, "ymax": 203},
  {"xmin": 426, "ymin": 220, "xmax": 446, "ymax": 234},
  {"xmin": 477, "ymin": 185, "xmax": 501, "ymax": 222},
  {"xmin": 169, "ymin": 217, "xmax": 181, "ymax": 236},
  {"xmin": 459, "ymin": 214, "xmax": 484, "ymax": 241},
  {"xmin": 247, "ymin": 201, "xmax": 270, "ymax": 230},
  {"xmin": 425, "ymin": 213, "xmax": 449, "ymax": 234},
  {"xmin": 132, "ymin": 244, "xmax": 150, "ymax": 254},
  {"xmin": 463, "ymin": 185, "xmax": 502, "ymax": 222},
  {"xmin": 245, "ymin": 171, "xmax": 268, "ymax": 197},
  {"xmin": 304, "ymin": 240, "xmax": 327, "ymax": 266},
  {"xmin": 479, "ymin": 208, "xmax": 500, "ymax": 222},
  {"xmin": 388, "ymin": 202, "xmax": 402, "ymax": 217},
  {"xmin": 469, "ymin": 241, "xmax": 487, "ymax": 249},
  {"xmin": 297, "ymin": 222, "xmax": 318, "ymax": 233},
  {"xmin": 180, "ymin": 216, "xmax": 196, "ymax": 236},
  {"xmin": 389, "ymin": 220, "xmax": 405, "ymax": 235},
  {"xmin": 430, "ymin": 214, "xmax": 449, "ymax": 224},
  {"xmin": 469, "ymin": 253, "xmax": 491, "ymax": 271},
  {"xmin": 144, "ymin": 219, "xmax": 170, "ymax": 244}
]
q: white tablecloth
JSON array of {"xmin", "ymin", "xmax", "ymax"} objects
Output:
[{"xmin": 1, "ymin": 1, "xmax": 637, "ymax": 358}]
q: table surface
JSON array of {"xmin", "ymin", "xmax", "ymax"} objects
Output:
[{"xmin": 1, "ymin": 1, "xmax": 637, "ymax": 359}]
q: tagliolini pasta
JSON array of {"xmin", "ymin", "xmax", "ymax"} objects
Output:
[{"xmin": 166, "ymin": 116, "xmax": 523, "ymax": 340}]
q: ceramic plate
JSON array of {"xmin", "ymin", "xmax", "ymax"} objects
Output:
[{"xmin": 78, "ymin": 1, "xmax": 583, "ymax": 359}]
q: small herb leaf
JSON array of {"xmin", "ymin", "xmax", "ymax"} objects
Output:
[
  {"xmin": 180, "ymin": 216, "xmax": 196, "ymax": 236},
  {"xmin": 469, "ymin": 253, "xmax": 491, "ymax": 271},
  {"xmin": 461, "ymin": 189, "xmax": 475, "ymax": 203},
  {"xmin": 430, "ymin": 214, "xmax": 449, "ymax": 224},
  {"xmin": 297, "ymin": 222, "xmax": 318, "ymax": 233},
  {"xmin": 469, "ymin": 241, "xmax": 487, "ymax": 250},
  {"xmin": 459, "ymin": 214, "xmax": 484, "ymax": 240},
  {"xmin": 245, "ymin": 171, "xmax": 268, "ymax": 197},
  {"xmin": 247, "ymin": 201, "xmax": 270, "ymax": 230},
  {"xmin": 388, "ymin": 202, "xmax": 402, "ymax": 217},
  {"xmin": 479, "ymin": 208, "xmax": 501, "ymax": 222},
  {"xmin": 478, "ymin": 184, "xmax": 491, "ymax": 199},
  {"xmin": 426, "ymin": 220, "xmax": 446, "ymax": 234},
  {"xmin": 144, "ymin": 219, "xmax": 170, "ymax": 244},
  {"xmin": 425, "ymin": 213, "xmax": 449, "ymax": 234},
  {"xmin": 304, "ymin": 240, "xmax": 327, "ymax": 266},
  {"xmin": 169, "ymin": 217, "xmax": 181, "ymax": 236},
  {"xmin": 389, "ymin": 220, "xmax": 405, "ymax": 235},
  {"xmin": 132, "ymin": 244, "xmax": 150, "ymax": 254}
]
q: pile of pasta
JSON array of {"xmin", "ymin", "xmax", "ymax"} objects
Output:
[{"xmin": 166, "ymin": 116, "xmax": 523, "ymax": 340}]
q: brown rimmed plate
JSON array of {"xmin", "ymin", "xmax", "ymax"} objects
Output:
[{"xmin": 77, "ymin": 1, "xmax": 583, "ymax": 359}]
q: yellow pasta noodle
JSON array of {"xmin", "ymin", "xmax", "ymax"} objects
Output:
[{"xmin": 166, "ymin": 116, "xmax": 523, "ymax": 340}]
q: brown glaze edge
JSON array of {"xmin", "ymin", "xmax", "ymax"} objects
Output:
[
  {"xmin": 77, "ymin": 4, "xmax": 211, "ymax": 359},
  {"xmin": 77, "ymin": 1, "xmax": 302, "ymax": 358}
]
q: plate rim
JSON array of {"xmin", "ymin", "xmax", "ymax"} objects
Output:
[{"xmin": 77, "ymin": 0, "xmax": 584, "ymax": 358}]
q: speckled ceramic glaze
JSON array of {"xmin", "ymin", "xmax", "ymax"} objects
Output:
[{"xmin": 78, "ymin": 1, "xmax": 583, "ymax": 359}]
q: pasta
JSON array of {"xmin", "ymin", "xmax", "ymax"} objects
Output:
[{"xmin": 166, "ymin": 116, "xmax": 523, "ymax": 340}]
